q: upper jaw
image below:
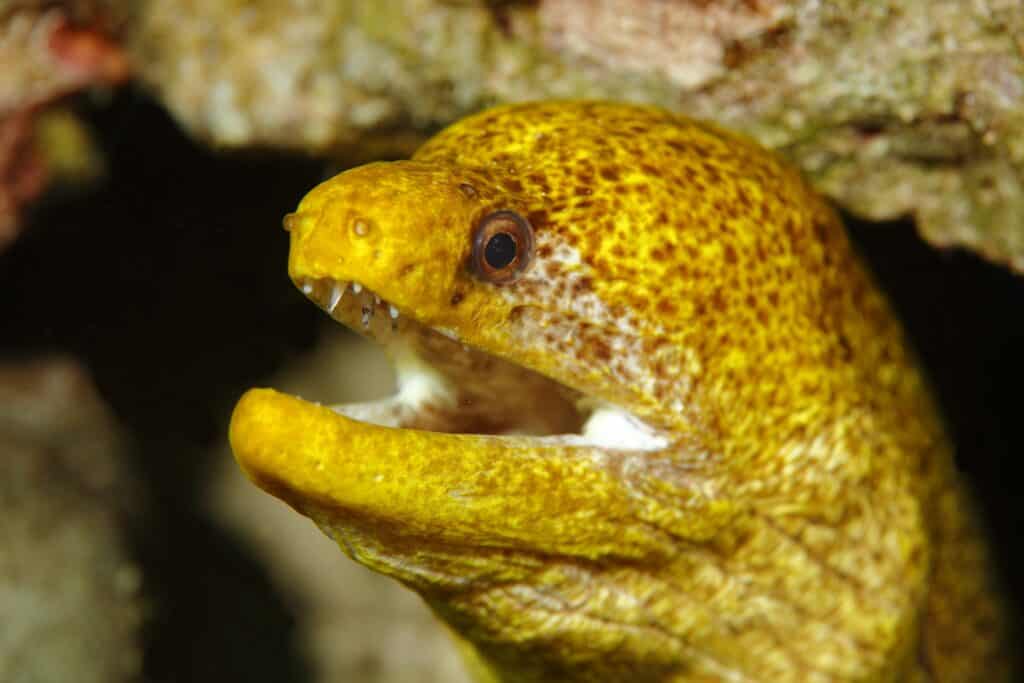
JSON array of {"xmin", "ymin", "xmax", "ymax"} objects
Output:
[
  {"xmin": 292, "ymin": 274, "xmax": 672, "ymax": 452},
  {"xmin": 295, "ymin": 276, "xmax": 409, "ymax": 342}
]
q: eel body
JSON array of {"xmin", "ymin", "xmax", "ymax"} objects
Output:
[{"xmin": 229, "ymin": 102, "xmax": 1008, "ymax": 681}]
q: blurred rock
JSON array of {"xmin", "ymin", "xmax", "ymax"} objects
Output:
[
  {"xmin": 0, "ymin": 356, "xmax": 142, "ymax": 683},
  {"xmin": 0, "ymin": 3, "xmax": 129, "ymax": 250},
  {"xmin": 128, "ymin": 0, "xmax": 1024, "ymax": 271},
  {"xmin": 207, "ymin": 327, "xmax": 472, "ymax": 683}
]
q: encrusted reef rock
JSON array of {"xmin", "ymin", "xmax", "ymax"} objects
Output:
[
  {"xmin": 127, "ymin": 0, "xmax": 1024, "ymax": 271},
  {"xmin": 0, "ymin": 356, "xmax": 142, "ymax": 683}
]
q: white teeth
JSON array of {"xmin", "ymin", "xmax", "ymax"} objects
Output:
[
  {"xmin": 327, "ymin": 283, "xmax": 343, "ymax": 312},
  {"xmin": 308, "ymin": 279, "xmax": 402, "ymax": 331}
]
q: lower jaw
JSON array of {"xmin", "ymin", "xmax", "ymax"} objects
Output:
[{"xmin": 228, "ymin": 387, "xmax": 671, "ymax": 562}]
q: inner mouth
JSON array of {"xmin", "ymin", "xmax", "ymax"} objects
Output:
[{"xmin": 293, "ymin": 276, "xmax": 669, "ymax": 452}]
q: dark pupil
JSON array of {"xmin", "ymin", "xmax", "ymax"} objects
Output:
[{"xmin": 484, "ymin": 232, "xmax": 517, "ymax": 269}]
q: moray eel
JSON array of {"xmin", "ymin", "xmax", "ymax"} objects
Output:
[{"xmin": 229, "ymin": 102, "xmax": 1009, "ymax": 681}]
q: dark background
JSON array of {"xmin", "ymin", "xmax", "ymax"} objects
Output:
[{"xmin": 2, "ymin": 89, "xmax": 1021, "ymax": 680}]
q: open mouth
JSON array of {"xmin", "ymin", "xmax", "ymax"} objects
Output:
[
  {"xmin": 228, "ymin": 272, "xmax": 679, "ymax": 565},
  {"xmin": 293, "ymin": 275, "xmax": 670, "ymax": 453}
]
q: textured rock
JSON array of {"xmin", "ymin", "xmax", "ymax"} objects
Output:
[{"xmin": 0, "ymin": 357, "xmax": 142, "ymax": 683}]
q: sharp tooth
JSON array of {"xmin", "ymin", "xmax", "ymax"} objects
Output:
[
  {"xmin": 361, "ymin": 306, "xmax": 371, "ymax": 328},
  {"xmin": 352, "ymin": 282, "xmax": 362, "ymax": 294},
  {"xmin": 389, "ymin": 305, "xmax": 399, "ymax": 319},
  {"xmin": 327, "ymin": 283, "xmax": 343, "ymax": 312},
  {"xmin": 301, "ymin": 281, "xmax": 313, "ymax": 295},
  {"xmin": 373, "ymin": 294, "xmax": 380, "ymax": 305}
]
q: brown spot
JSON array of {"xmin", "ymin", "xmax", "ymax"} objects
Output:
[
  {"xmin": 504, "ymin": 178, "xmax": 524, "ymax": 193},
  {"xmin": 458, "ymin": 183, "xmax": 477, "ymax": 198},
  {"xmin": 591, "ymin": 338, "xmax": 612, "ymax": 361},
  {"xmin": 736, "ymin": 187, "xmax": 752, "ymax": 209},
  {"xmin": 527, "ymin": 210, "xmax": 549, "ymax": 230},
  {"xmin": 784, "ymin": 216, "xmax": 798, "ymax": 238},
  {"xmin": 692, "ymin": 143, "xmax": 714, "ymax": 159},
  {"xmin": 724, "ymin": 244, "xmax": 738, "ymax": 265},
  {"xmin": 450, "ymin": 292, "xmax": 464, "ymax": 306},
  {"xmin": 599, "ymin": 166, "xmax": 620, "ymax": 181},
  {"xmin": 813, "ymin": 220, "xmax": 832, "ymax": 244},
  {"xmin": 574, "ymin": 185, "xmax": 593, "ymax": 197},
  {"xmin": 657, "ymin": 299, "xmax": 677, "ymax": 316},
  {"xmin": 838, "ymin": 333, "xmax": 853, "ymax": 361},
  {"xmin": 667, "ymin": 140, "xmax": 688, "ymax": 153},
  {"xmin": 711, "ymin": 288, "xmax": 727, "ymax": 312}
]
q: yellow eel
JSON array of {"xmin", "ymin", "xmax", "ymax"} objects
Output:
[{"xmin": 229, "ymin": 102, "xmax": 1010, "ymax": 682}]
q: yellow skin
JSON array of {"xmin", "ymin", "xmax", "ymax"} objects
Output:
[{"xmin": 229, "ymin": 102, "xmax": 1010, "ymax": 681}]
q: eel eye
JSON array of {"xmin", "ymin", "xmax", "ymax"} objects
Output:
[{"xmin": 470, "ymin": 210, "xmax": 534, "ymax": 283}]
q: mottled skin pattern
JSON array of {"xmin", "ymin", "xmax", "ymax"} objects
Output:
[{"xmin": 229, "ymin": 102, "xmax": 1010, "ymax": 681}]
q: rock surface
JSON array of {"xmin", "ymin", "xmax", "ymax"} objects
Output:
[{"xmin": 0, "ymin": 356, "xmax": 142, "ymax": 683}]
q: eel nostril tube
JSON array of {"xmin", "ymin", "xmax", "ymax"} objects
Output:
[{"xmin": 282, "ymin": 212, "xmax": 300, "ymax": 232}]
